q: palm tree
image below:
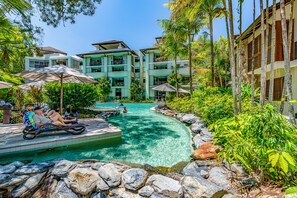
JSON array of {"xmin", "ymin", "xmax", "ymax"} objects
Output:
[
  {"xmin": 200, "ymin": 0, "xmax": 223, "ymax": 87},
  {"xmin": 268, "ymin": 0, "xmax": 276, "ymax": 102},
  {"xmin": 0, "ymin": 0, "xmax": 31, "ymax": 17},
  {"xmin": 227, "ymin": 0, "xmax": 238, "ymax": 116},
  {"xmin": 279, "ymin": 0, "xmax": 296, "ymax": 124},
  {"xmin": 237, "ymin": 0, "xmax": 244, "ymax": 113},
  {"xmin": 251, "ymin": 0, "xmax": 256, "ymax": 106}
]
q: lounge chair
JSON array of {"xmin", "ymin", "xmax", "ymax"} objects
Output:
[{"xmin": 22, "ymin": 111, "xmax": 86, "ymax": 140}]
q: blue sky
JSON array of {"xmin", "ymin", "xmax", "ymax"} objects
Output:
[{"xmin": 33, "ymin": 0, "xmax": 261, "ymax": 55}]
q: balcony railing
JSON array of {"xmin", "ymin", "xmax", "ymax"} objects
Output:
[
  {"xmin": 112, "ymin": 82, "xmax": 125, "ymax": 86},
  {"xmin": 90, "ymin": 60, "xmax": 102, "ymax": 66},
  {"xmin": 111, "ymin": 59, "xmax": 126, "ymax": 65},
  {"xmin": 153, "ymin": 81, "xmax": 167, "ymax": 86},
  {"xmin": 86, "ymin": 68, "xmax": 102, "ymax": 73},
  {"xmin": 109, "ymin": 66, "xmax": 126, "ymax": 72}
]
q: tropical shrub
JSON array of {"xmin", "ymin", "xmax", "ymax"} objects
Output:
[
  {"xmin": 44, "ymin": 83, "xmax": 98, "ymax": 110},
  {"xmin": 130, "ymin": 80, "xmax": 143, "ymax": 102},
  {"xmin": 97, "ymin": 78, "xmax": 111, "ymax": 102},
  {"xmin": 211, "ymin": 104, "xmax": 297, "ymax": 185}
]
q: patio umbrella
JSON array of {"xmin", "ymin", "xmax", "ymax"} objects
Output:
[
  {"xmin": 16, "ymin": 65, "xmax": 97, "ymax": 114},
  {"xmin": 18, "ymin": 80, "xmax": 45, "ymax": 90},
  {"xmin": 152, "ymin": 83, "xmax": 176, "ymax": 92},
  {"xmin": 0, "ymin": 81, "xmax": 12, "ymax": 89}
]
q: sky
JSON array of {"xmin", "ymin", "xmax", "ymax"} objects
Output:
[{"xmin": 32, "ymin": 0, "xmax": 262, "ymax": 56}]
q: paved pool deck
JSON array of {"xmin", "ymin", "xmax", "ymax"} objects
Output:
[{"xmin": 0, "ymin": 118, "xmax": 121, "ymax": 156}]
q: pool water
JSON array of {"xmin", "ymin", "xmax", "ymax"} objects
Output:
[{"xmin": 1, "ymin": 104, "xmax": 191, "ymax": 167}]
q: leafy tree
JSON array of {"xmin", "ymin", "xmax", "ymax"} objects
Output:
[
  {"xmin": 27, "ymin": 86, "xmax": 44, "ymax": 105},
  {"xmin": 97, "ymin": 78, "xmax": 111, "ymax": 102},
  {"xmin": 130, "ymin": 80, "xmax": 143, "ymax": 101}
]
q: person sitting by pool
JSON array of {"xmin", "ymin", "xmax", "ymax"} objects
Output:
[
  {"xmin": 33, "ymin": 106, "xmax": 73, "ymax": 127},
  {"xmin": 123, "ymin": 106, "xmax": 128, "ymax": 113}
]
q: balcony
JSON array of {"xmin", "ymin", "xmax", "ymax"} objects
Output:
[
  {"xmin": 90, "ymin": 60, "xmax": 102, "ymax": 66},
  {"xmin": 111, "ymin": 59, "xmax": 126, "ymax": 65},
  {"xmin": 86, "ymin": 67, "xmax": 103, "ymax": 73},
  {"xmin": 112, "ymin": 81, "xmax": 125, "ymax": 87},
  {"xmin": 109, "ymin": 66, "xmax": 126, "ymax": 72}
]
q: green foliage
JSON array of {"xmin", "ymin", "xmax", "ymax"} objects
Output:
[
  {"xmin": 44, "ymin": 83, "xmax": 98, "ymax": 110},
  {"xmin": 97, "ymin": 78, "xmax": 111, "ymax": 102},
  {"xmin": 286, "ymin": 187, "xmax": 297, "ymax": 195},
  {"xmin": 26, "ymin": 86, "xmax": 43, "ymax": 105},
  {"xmin": 119, "ymin": 98, "xmax": 154, "ymax": 103},
  {"xmin": 130, "ymin": 80, "xmax": 143, "ymax": 102},
  {"xmin": 211, "ymin": 105, "xmax": 297, "ymax": 184}
]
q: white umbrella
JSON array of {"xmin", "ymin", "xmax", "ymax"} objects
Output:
[
  {"xmin": 18, "ymin": 80, "xmax": 45, "ymax": 90},
  {"xmin": 152, "ymin": 83, "xmax": 190, "ymax": 94},
  {"xmin": 16, "ymin": 65, "xmax": 97, "ymax": 113},
  {"xmin": 0, "ymin": 81, "xmax": 12, "ymax": 89}
]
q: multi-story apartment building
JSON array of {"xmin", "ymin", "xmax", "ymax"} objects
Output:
[
  {"xmin": 78, "ymin": 38, "xmax": 190, "ymax": 100},
  {"xmin": 25, "ymin": 47, "xmax": 82, "ymax": 71},
  {"xmin": 239, "ymin": 1, "xmax": 297, "ymax": 114},
  {"xmin": 77, "ymin": 40, "xmax": 138, "ymax": 99}
]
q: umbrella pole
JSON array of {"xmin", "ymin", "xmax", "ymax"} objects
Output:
[{"xmin": 60, "ymin": 74, "xmax": 63, "ymax": 115}]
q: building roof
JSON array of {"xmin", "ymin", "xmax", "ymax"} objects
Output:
[
  {"xmin": 91, "ymin": 40, "xmax": 130, "ymax": 50},
  {"xmin": 39, "ymin": 47, "xmax": 67, "ymax": 55},
  {"xmin": 239, "ymin": 0, "xmax": 290, "ymax": 41},
  {"xmin": 139, "ymin": 47, "xmax": 158, "ymax": 54},
  {"xmin": 77, "ymin": 48, "xmax": 138, "ymax": 57}
]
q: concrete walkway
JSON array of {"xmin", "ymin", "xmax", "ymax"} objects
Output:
[{"xmin": 0, "ymin": 118, "xmax": 121, "ymax": 156}]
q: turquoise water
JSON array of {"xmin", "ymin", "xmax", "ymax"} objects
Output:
[{"xmin": 1, "ymin": 104, "xmax": 191, "ymax": 167}]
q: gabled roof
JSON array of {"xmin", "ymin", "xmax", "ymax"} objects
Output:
[
  {"xmin": 91, "ymin": 40, "xmax": 130, "ymax": 49},
  {"xmin": 40, "ymin": 47, "xmax": 67, "ymax": 55},
  {"xmin": 139, "ymin": 47, "xmax": 158, "ymax": 54},
  {"xmin": 77, "ymin": 48, "xmax": 138, "ymax": 57}
]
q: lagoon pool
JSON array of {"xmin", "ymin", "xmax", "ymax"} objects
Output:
[{"xmin": 1, "ymin": 103, "xmax": 191, "ymax": 167}]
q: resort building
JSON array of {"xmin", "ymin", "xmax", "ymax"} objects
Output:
[
  {"xmin": 238, "ymin": 1, "xmax": 297, "ymax": 114},
  {"xmin": 77, "ymin": 40, "xmax": 138, "ymax": 99},
  {"xmin": 24, "ymin": 47, "xmax": 82, "ymax": 71},
  {"xmin": 78, "ymin": 38, "xmax": 190, "ymax": 100}
]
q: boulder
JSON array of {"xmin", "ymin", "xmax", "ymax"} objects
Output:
[
  {"xmin": 200, "ymin": 128, "xmax": 213, "ymax": 138},
  {"xmin": 166, "ymin": 173, "xmax": 183, "ymax": 181},
  {"xmin": 190, "ymin": 123, "xmax": 204, "ymax": 133},
  {"xmin": 50, "ymin": 180, "xmax": 78, "ymax": 198},
  {"xmin": 122, "ymin": 168, "xmax": 148, "ymax": 191},
  {"xmin": 11, "ymin": 172, "xmax": 46, "ymax": 198},
  {"xmin": 0, "ymin": 175, "xmax": 29, "ymax": 188},
  {"xmin": 193, "ymin": 134, "xmax": 213, "ymax": 149},
  {"xmin": 31, "ymin": 176, "xmax": 57, "ymax": 198},
  {"xmin": 0, "ymin": 164, "xmax": 16, "ymax": 174},
  {"xmin": 208, "ymin": 167, "xmax": 232, "ymax": 190},
  {"xmin": 192, "ymin": 142, "xmax": 219, "ymax": 160},
  {"xmin": 52, "ymin": 160, "xmax": 76, "ymax": 178},
  {"xmin": 15, "ymin": 162, "xmax": 55, "ymax": 175},
  {"xmin": 108, "ymin": 188, "xmax": 142, "ymax": 198},
  {"xmin": 181, "ymin": 176, "xmax": 227, "ymax": 198},
  {"xmin": 90, "ymin": 192, "xmax": 106, "ymax": 198},
  {"xmin": 96, "ymin": 175, "xmax": 110, "ymax": 191},
  {"xmin": 180, "ymin": 114, "xmax": 198, "ymax": 124},
  {"xmin": 67, "ymin": 168, "xmax": 98, "ymax": 196},
  {"xmin": 138, "ymin": 186, "xmax": 154, "ymax": 197},
  {"xmin": 91, "ymin": 162, "xmax": 105, "ymax": 170},
  {"xmin": 0, "ymin": 174, "xmax": 11, "ymax": 183},
  {"xmin": 146, "ymin": 174, "xmax": 183, "ymax": 198},
  {"xmin": 10, "ymin": 161, "xmax": 25, "ymax": 168},
  {"xmin": 98, "ymin": 163, "xmax": 122, "ymax": 187},
  {"xmin": 195, "ymin": 160, "xmax": 218, "ymax": 167},
  {"xmin": 176, "ymin": 113, "xmax": 185, "ymax": 121},
  {"xmin": 181, "ymin": 162, "xmax": 208, "ymax": 179},
  {"xmin": 110, "ymin": 161, "xmax": 131, "ymax": 172},
  {"xmin": 230, "ymin": 164, "xmax": 246, "ymax": 177}
]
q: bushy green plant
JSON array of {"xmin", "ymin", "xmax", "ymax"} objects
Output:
[
  {"xmin": 130, "ymin": 80, "xmax": 143, "ymax": 102},
  {"xmin": 44, "ymin": 83, "xmax": 98, "ymax": 110},
  {"xmin": 211, "ymin": 104, "xmax": 297, "ymax": 185},
  {"xmin": 97, "ymin": 78, "xmax": 111, "ymax": 102}
]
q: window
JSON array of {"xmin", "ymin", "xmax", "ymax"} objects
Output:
[
  {"xmin": 135, "ymin": 68, "xmax": 140, "ymax": 73},
  {"xmin": 86, "ymin": 67, "xmax": 102, "ymax": 73},
  {"xmin": 154, "ymin": 64, "xmax": 167, "ymax": 70},
  {"xmin": 90, "ymin": 58, "xmax": 102, "ymax": 66},
  {"xmin": 112, "ymin": 56, "xmax": 125, "ymax": 65},
  {"xmin": 154, "ymin": 76, "xmax": 167, "ymax": 85},
  {"xmin": 29, "ymin": 60, "xmax": 49, "ymax": 68},
  {"xmin": 247, "ymin": 35, "xmax": 261, "ymax": 72},
  {"xmin": 111, "ymin": 66, "xmax": 125, "ymax": 72},
  {"xmin": 266, "ymin": 77, "xmax": 284, "ymax": 100},
  {"xmin": 112, "ymin": 78, "xmax": 125, "ymax": 86},
  {"xmin": 143, "ymin": 78, "xmax": 146, "ymax": 83},
  {"xmin": 135, "ymin": 57, "xmax": 140, "ymax": 62}
]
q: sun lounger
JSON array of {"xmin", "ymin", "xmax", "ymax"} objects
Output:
[{"xmin": 22, "ymin": 111, "xmax": 86, "ymax": 140}]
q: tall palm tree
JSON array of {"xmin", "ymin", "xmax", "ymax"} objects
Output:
[
  {"xmin": 0, "ymin": 0, "xmax": 31, "ymax": 17},
  {"xmin": 200, "ymin": 0, "xmax": 223, "ymax": 87},
  {"xmin": 268, "ymin": 0, "xmax": 277, "ymax": 102},
  {"xmin": 237, "ymin": 0, "xmax": 244, "ymax": 113},
  {"xmin": 279, "ymin": 0, "xmax": 296, "ymax": 123}
]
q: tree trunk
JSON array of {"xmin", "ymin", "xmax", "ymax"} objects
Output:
[
  {"xmin": 209, "ymin": 15, "xmax": 215, "ymax": 87},
  {"xmin": 268, "ymin": 0, "xmax": 277, "ymax": 102},
  {"xmin": 280, "ymin": 0, "xmax": 294, "ymax": 113},
  {"xmin": 227, "ymin": 0, "xmax": 238, "ymax": 116},
  {"xmin": 237, "ymin": 0, "xmax": 243, "ymax": 113},
  {"xmin": 279, "ymin": 0, "xmax": 296, "ymax": 124},
  {"xmin": 259, "ymin": 0, "xmax": 267, "ymax": 107},
  {"xmin": 251, "ymin": 0, "xmax": 256, "ymax": 106},
  {"xmin": 222, "ymin": 0, "xmax": 230, "ymax": 89},
  {"xmin": 174, "ymin": 56, "xmax": 179, "ymax": 97},
  {"xmin": 188, "ymin": 28, "xmax": 193, "ymax": 96}
]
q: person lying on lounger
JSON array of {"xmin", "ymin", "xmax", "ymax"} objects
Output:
[{"xmin": 33, "ymin": 106, "xmax": 75, "ymax": 127}]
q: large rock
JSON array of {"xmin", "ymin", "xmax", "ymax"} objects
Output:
[
  {"xmin": 0, "ymin": 175, "xmax": 29, "ymax": 188},
  {"xmin": 180, "ymin": 114, "xmax": 198, "ymax": 124},
  {"xmin": 181, "ymin": 176, "xmax": 227, "ymax": 198},
  {"xmin": 146, "ymin": 174, "xmax": 183, "ymax": 198},
  {"xmin": 108, "ymin": 187, "xmax": 142, "ymax": 198},
  {"xmin": 67, "ymin": 168, "xmax": 98, "ymax": 196},
  {"xmin": 192, "ymin": 142, "xmax": 219, "ymax": 160},
  {"xmin": 10, "ymin": 161, "xmax": 25, "ymax": 168},
  {"xmin": 190, "ymin": 123, "xmax": 204, "ymax": 133},
  {"xmin": 176, "ymin": 113, "xmax": 185, "ymax": 121},
  {"xmin": 50, "ymin": 180, "xmax": 78, "ymax": 198},
  {"xmin": 208, "ymin": 167, "xmax": 232, "ymax": 190},
  {"xmin": 11, "ymin": 172, "xmax": 46, "ymax": 198},
  {"xmin": 182, "ymin": 162, "xmax": 208, "ymax": 179},
  {"xmin": 138, "ymin": 186, "xmax": 154, "ymax": 197},
  {"xmin": 0, "ymin": 164, "xmax": 17, "ymax": 174},
  {"xmin": 193, "ymin": 134, "xmax": 213, "ymax": 149},
  {"xmin": 230, "ymin": 164, "xmax": 246, "ymax": 177},
  {"xmin": 52, "ymin": 160, "xmax": 76, "ymax": 178},
  {"xmin": 0, "ymin": 174, "xmax": 11, "ymax": 183},
  {"xmin": 98, "ymin": 163, "xmax": 122, "ymax": 187},
  {"xmin": 15, "ymin": 162, "xmax": 55, "ymax": 175},
  {"xmin": 110, "ymin": 161, "xmax": 131, "ymax": 172},
  {"xmin": 122, "ymin": 168, "xmax": 148, "ymax": 191},
  {"xmin": 96, "ymin": 175, "xmax": 110, "ymax": 191},
  {"xmin": 201, "ymin": 128, "xmax": 213, "ymax": 138}
]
